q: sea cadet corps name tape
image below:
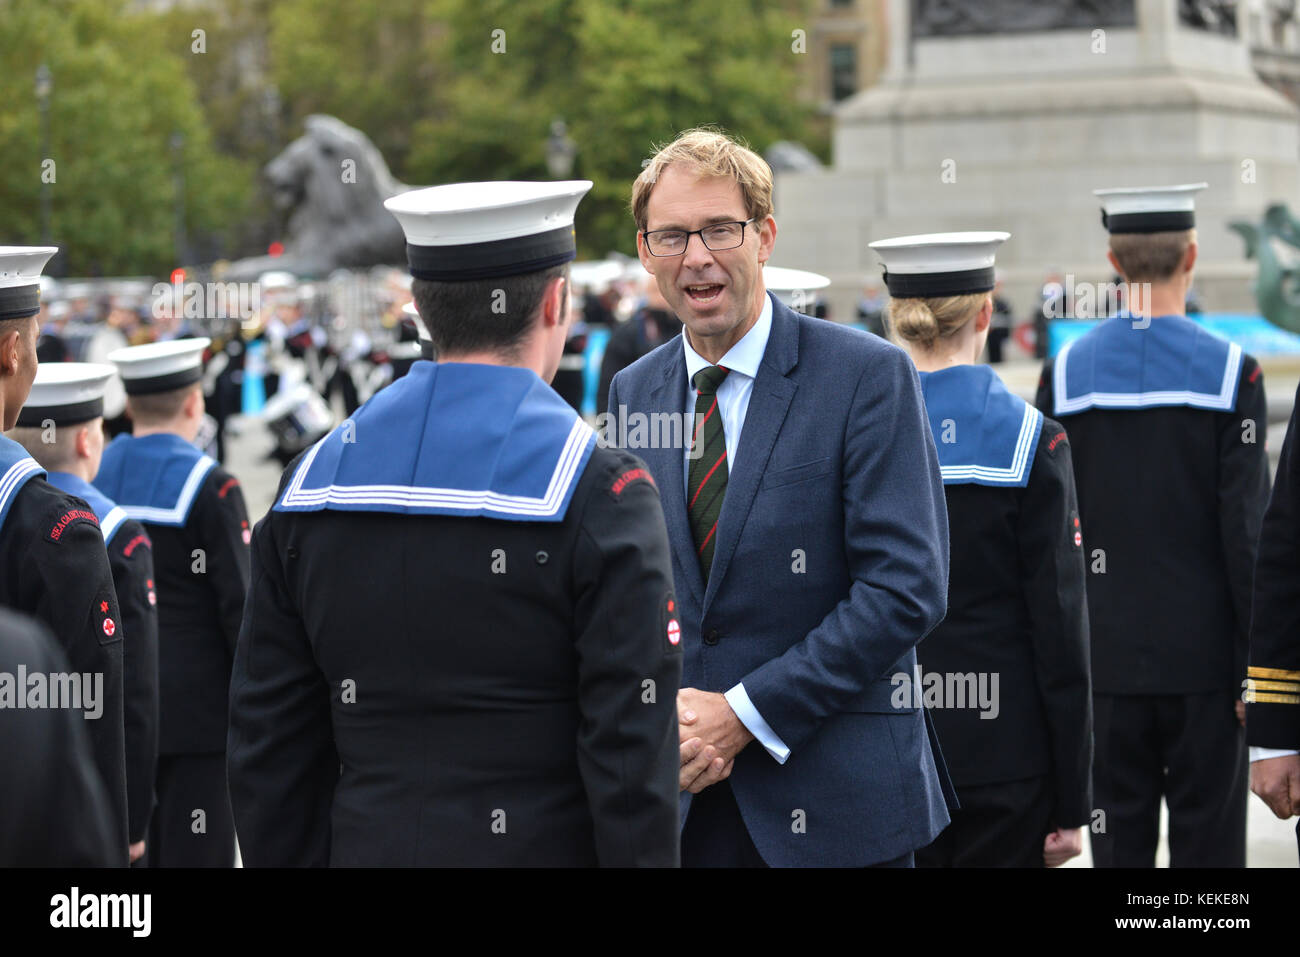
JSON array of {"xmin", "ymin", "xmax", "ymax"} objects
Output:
[{"xmin": 48, "ymin": 508, "xmax": 99, "ymax": 541}]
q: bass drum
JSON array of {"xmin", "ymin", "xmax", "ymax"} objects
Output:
[{"xmin": 260, "ymin": 383, "xmax": 336, "ymax": 466}]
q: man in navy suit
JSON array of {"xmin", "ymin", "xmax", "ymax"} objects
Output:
[{"xmin": 607, "ymin": 128, "xmax": 955, "ymax": 867}]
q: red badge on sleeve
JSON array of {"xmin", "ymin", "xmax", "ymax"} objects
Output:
[{"xmin": 102, "ymin": 618, "xmax": 115, "ymax": 637}]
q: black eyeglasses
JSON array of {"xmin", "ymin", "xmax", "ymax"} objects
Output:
[{"xmin": 642, "ymin": 219, "xmax": 758, "ymax": 257}]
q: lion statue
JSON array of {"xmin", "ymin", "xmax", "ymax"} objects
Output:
[{"xmin": 226, "ymin": 115, "xmax": 416, "ymax": 279}]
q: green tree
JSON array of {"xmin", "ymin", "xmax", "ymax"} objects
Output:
[
  {"xmin": 0, "ymin": 0, "xmax": 253, "ymax": 275},
  {"xmin": 408, "ymin": 0, "xmax": 820, "ymax": 257}
]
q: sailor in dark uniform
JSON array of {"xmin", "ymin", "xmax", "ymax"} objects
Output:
[
  {"xmin": 94, "ymin": 337, "xmax": 250, "ymax": 868},
  {"xmin": 1035, "ymin": 184, "xmax": 1270, "ymax": 867},
  {"xmin": 0, "ymin": 246, "xmax": 128, "ymax": 866},
  {"xmin": 227, "ymin": 180, "xmax": 682, "ymax": 867},
  {"xmin": 872, "ymin": 232, "xmax": 1093, "ymax": 867},
  {"xmin": 1245, "ymin": 379, "xmax": 1300, "ymax": 832},
  {"xmin": 0, "ymin": 607, "xmax": 121, "ymax": 867},
  {"xmin": 8, "ymin": 362, "xmax": 159, "ymax": 865}
]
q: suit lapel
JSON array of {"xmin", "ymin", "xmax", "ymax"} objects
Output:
[
  {"xmin": 647, "ymin": 348, "xmax": 705, "ymax": 606},
  {"xmin": 703, "ymin": 295, "xmax": 800, "ymax": 616}
]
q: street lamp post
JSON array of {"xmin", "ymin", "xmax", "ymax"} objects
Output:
[
  {"xmin": 545, "ymin": 118, "xmax": 577, "ymax": 179},
  {"xmin": 36, "ymin": 64, "xmax": 51, "ymax": 247}
]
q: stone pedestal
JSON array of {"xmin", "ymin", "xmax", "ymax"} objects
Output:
[{"xmin": 774, "ymin": 0, "xmax": 1300, "ymax": 324}]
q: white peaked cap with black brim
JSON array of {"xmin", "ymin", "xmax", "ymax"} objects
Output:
[
  {"xmin": 1094, "ymin": 182, "xmax": 1207, "ymax": 234},
  {"xmin": 17, "ymin": 362, "xmax": 116, "ymax": 428},
  {"xmin": 385, "ymin": 181, "xmax": 593, "ymax": 282},
  {"xmin": 0, "ymin": 246, "xmax": 58, "ymax": 322},
  {"xmin": 868, "ymin": 232, "xmax": 1009, "ymax": 298},
  {"xmin": 107, "ymin": 337, "xmax": 211, "ymax": 396}
]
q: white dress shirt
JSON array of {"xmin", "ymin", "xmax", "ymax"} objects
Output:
[{"xmin": 681, "ymin": 293, "xmax": 790, "ymax": 764}]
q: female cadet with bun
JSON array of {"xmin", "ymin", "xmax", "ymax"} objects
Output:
[{"xmin": 870, "ymin": 232, "xmax": 1093, "ymax": 867}]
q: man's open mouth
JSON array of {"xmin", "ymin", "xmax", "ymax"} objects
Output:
[{"xmin": 685, "ymin": 284, "xmax": 724, "ymax": 304}]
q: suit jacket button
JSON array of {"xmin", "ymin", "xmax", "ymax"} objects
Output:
[
  {"xmin": 535, "ymin": 550, "xmax": 549, "ymax": 565},
  {"xmin": 703, "ymin": 629, "xmax": 719, "ymax": 646}
]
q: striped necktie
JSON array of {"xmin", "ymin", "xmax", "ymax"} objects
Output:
[{"xmin": 688, "ymin": 365, "xmax": 730, "ymax": 580}]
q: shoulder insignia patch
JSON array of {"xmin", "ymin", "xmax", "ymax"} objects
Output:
[
  {"xmin": 1048, "ymin": 431, "xmax": 1068, "ymax": 452},
  {"xmin": 611, "ymin": 467, "xmax": 656, "ymax": 497},
  {"xmin": 48, "ymin": 508, "xmax": 99, "ymax": 542},
  {"xmin": 217, "ymin": 477, "xmax": 240, "ymax": 499},
  {"xmin": 1249, "ymin": 364, "xmax": 1262, "ymax": 384},
  {"xmin": 122, "ymin": 532, "xmax": 151, "ymax": 557}
]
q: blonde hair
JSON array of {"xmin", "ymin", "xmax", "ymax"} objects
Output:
[
  {"xmin": 1108, "ymin": 229, "xmax": 1195, "ymax": 283},
  {"xmin": 887, "ymin": 293, "xmax": 989, "ymax": 349},
  {"xmin": 631, "ymin": 128, "xmax": 774, "ymax": 231}
]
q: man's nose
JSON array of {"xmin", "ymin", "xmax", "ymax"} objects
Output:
[{"xmin": 681, "ymin": 231, "xmax": 716, "ymax": 269}]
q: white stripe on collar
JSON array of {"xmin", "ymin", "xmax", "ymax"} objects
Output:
[
  {"xmin": 0, "ymin": 457, "xmax": 43, "ymax": 519},
  {"xmin": 121, "ymin": 455, "xmax": 218, "ymax": 524},
  {"xmin": 99, "ymin": 505, "xmax": 129, "ymax": 544},
  {"xmin": 1054, "ymin": 339, "xmax": 1243, "ymax": 415},
  {"xmin": 938, "ymin": 403, "xmax": 1042, "ymax": 485},
  {"xmin": 280, "ymin": 418, "xmax": 596, "ymax": 517}
]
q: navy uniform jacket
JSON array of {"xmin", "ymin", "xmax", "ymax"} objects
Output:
[
  {"xmin": 1247, "ymin": 379, "xmax": 1300, "ymax": 745},
  {"xmin": 228, "ymin": 362, "xmax": 682, "ymax": 867},
  {"xmin": 94, "ymin": 434, "xmax": 250, "ymax": 755},
  {"xmin": 917, "ymin": 364, "xmax": 1093, "ymax": 828},
  {"xmin": 1035, "ymin": 314, "xmax": 1269, "ymax": 694},
  {"xmin": 609, "ymin": 294, "xmax": 954, "ymax": 867},
  {"xmin": 46, "ymin": 471, "xmax": 160, "ymax": 846},
  {"xmin": 0, "ymin": 608, "xmax": 120, "ymax": 866},
  {"xmin": 0, "ymin": 435, "xmax": 128, "ymax": 864}
]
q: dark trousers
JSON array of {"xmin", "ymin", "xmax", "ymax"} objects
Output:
[
  {"xmin": 681, "ymin": 780, "xmax": 914, "ymax": 868},
  {"xmin": 916, "ymin": 776, "xmax": 1052, "ymax": 867},
  {"xmin": 144, "ymin": 753, "xmax": 236, "ymax": 868},
  {"xmin": 1091, "ymin": 692, "xmax": 1246, "ymax": 868}
]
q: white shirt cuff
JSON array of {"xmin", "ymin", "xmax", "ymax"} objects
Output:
[
  {"xmin": 1250, "ymin": 746, "xmax": 1300, "ymax": 762},
  {"xmin": 725, "ymin": 683, "xmax": 790, "ymax": 765}
]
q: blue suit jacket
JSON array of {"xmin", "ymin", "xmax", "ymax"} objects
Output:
[{"xmin": 608, "ymin": 294, "xmax": 954, "ymax": 866}]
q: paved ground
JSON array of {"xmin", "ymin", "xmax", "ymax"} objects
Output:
[{"xmin": 223, "ymin": 359, "xmax": 1300, "ymax": 867}]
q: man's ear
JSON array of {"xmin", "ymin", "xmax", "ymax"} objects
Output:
[
  {"xmin": 542, "ymin": 276, "xmax": 567, "ymax": 330},
  {"xmin": 756, "ymin": 215, "xmax": 777, "ymax": 266},
  {"xmin": 0, "ymin": 328, "xmax": 20, "ymax": 377},
  {"xmin": 636, "ymin": 230, "xmax": 653, "ymax": 272},
  {"xmin": 74, "ymin": 425, "xmax": 92, "ymax": 460},
  {"xmin": 185, "ymin": 385, "xmax": 203, "ymax": 419},
  {"xmin": 1105, "ymin": 248, "xmax": 1126, "ymax": 281},
  {"xmin": 1183, "ymin": 240, "xmax": 1198, "ymax": 276}
]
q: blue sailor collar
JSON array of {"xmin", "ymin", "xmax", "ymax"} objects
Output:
[
  {"xmin": 93, "ymin": 433, "xmax": 218, "ymax": 528},
  {"xmin": 45, "ymin": 471, "xmax": 129, "ymax": 544},
  {"xmin": 1054, "ymin": 314, "xmax": 1243, "ymax": 416},
  {"xmin": 920, "ymin": 364, "xmax": 1043, "ymax": 488},
  {"xmin": 275, "ymin": 362, "xmax": 597, "ymax": 522},
  {"xmin": 0, "ymin": 434, "xmax": 46, "ymax": 533}
]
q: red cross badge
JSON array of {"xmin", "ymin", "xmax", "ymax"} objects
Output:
[
  {"xmin": 667, "ymin": 619, "xmax": 681, "ymax": 646},
  {"xmin": 102, "ymin": 618, "xmax": 116, "ymax": 637}
]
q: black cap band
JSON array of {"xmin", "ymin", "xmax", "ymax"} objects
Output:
[
  {"xmin": 1101, "ymin": 210, "xmax": 1196, "ymax": 234},
  {"xmin": 883, "ymin": 266, "xmax": 996, "ymax": 298},
  {"xmin": 122, "ymin": 366, "xmax": 202, "ymax": 396},
  {"xmin": 0, "ymin": 285, "xmax": 41, "ymax": 321},
  {"xmin": 406, "ymin": 226, "xmax": 576, "ymax": 281},
  {"xmin": 16, "ymin": 397, "xmax": 104, "ymax": 428}
]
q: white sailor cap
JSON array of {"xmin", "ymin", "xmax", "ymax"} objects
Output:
[
  {"xmin": 385, "ymin": 181, "xmax": 593, "ymax": 282},
  {"xmin": 107, "ymin": 337, "xmax": 211, "ymax": 396},
  {"xmin": 1095, "ymin": 183, "xmax": 1207, "ymax": 234},
  {"xmin": 764, "ymin": 266, "xmax": 830, "ymax": 306},
  {"xmin": 0, "ymin": 246, "xmax": 58, "ymax": 322},
  {"xmin": 868, "ymin": 232, "xmax": 1009, "ymax": 298},
  {"xmin": 17, "ymin": 362, "xmax": 117, "ymax": 427}
]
